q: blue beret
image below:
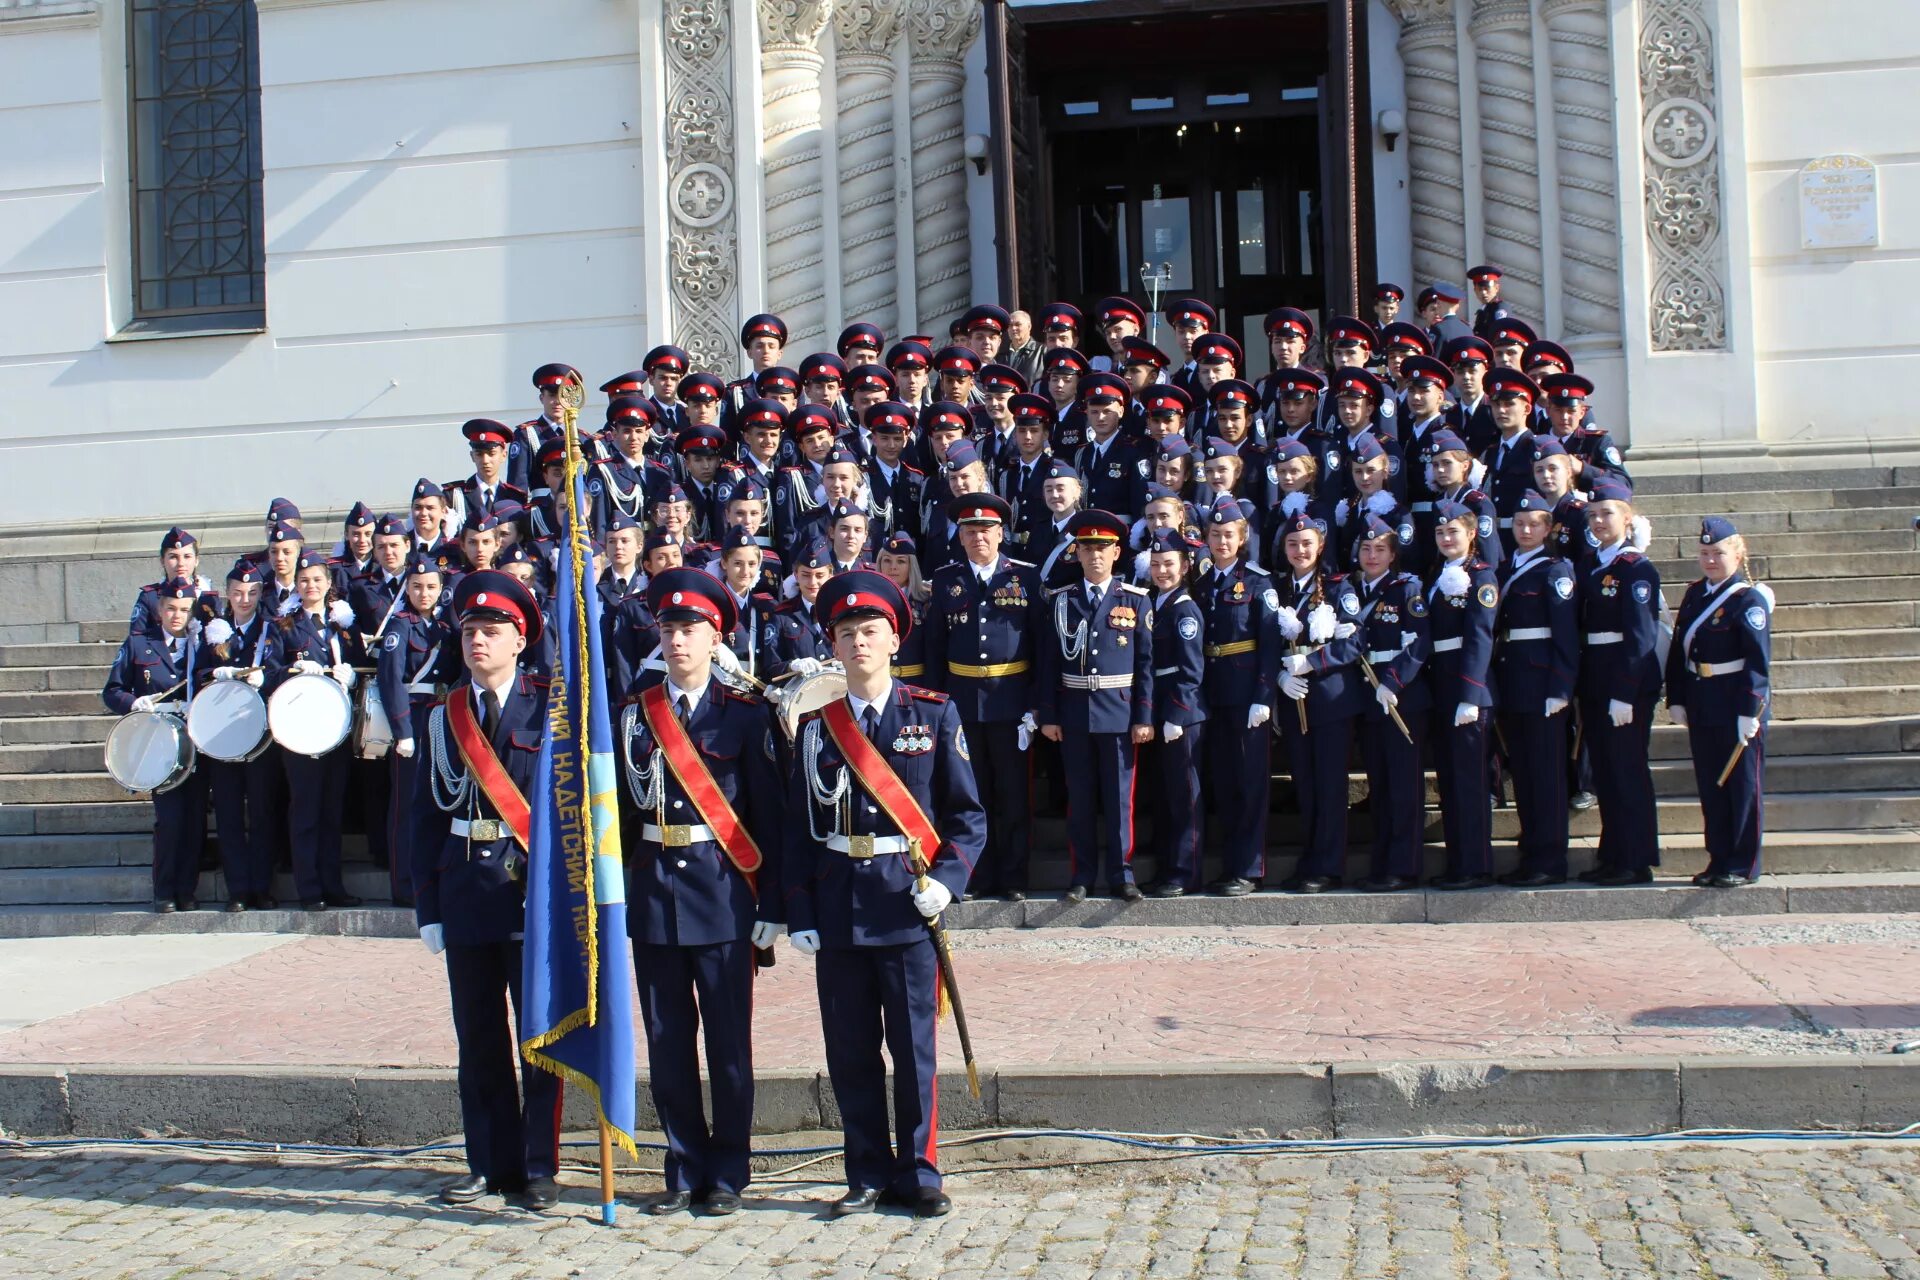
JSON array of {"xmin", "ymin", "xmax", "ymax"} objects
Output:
[
  {"xmin": 1589, "ymin": 478, "xmax": 1634, "ymax": 504},
  {"xmin": 1700, "ymin": 516, "xmax": 1737, "ymax": 545}
]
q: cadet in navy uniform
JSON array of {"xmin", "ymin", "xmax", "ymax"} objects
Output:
[
  {"xmin": 266, "ymin": 550, "xmax": 365, "ymax": 912},
  {"xmin": 783, "ymin": 572, "xmax": 986, "ymax": 1219},
  {"xmin": 920, "ymin": 495, "xmax": 1043, "ymax": 901},
  {"xmin": 1666, "ymin": 517, "xmax": 1773, "ymax": 887},
  {"xmin": 197, "ymin": 561, "xmax": 277, "ymax": 911},
  {"xmin": 763, "ymin": 536, "xmax": 835, "ymax": 678},
  {"xmin": 1141, "ymin": 528, "xmax": 1207, "ymax": 896},
  {"xmin": 617, "ymin": 569, "xmax": 784, "ymax": 1216},
  {"xmin": 103, "ymin": 578, "xmax": 207, "ymax": 912},
  {"xmin": 1036, "ymin": 512, "xmax": 1155, "ymax": 901},
  {"xmin": 1493, "ymin": 491, "xmax": 1581, "ymax": 885},
  {"xmin": 1424, "ymin": 501, "xmax": 1500, "ymax": 889},
  {"xmin": 379, "ymin": 554, "xmax": 457, "ymax": 907},
  {"xmin": 1577, "ymin": 480, "xmax": 1664, "ymax": 884},
  {"xmin": 1195, "ymin": 495, "xmax": 1283, "ymax": 895},
  {"xmin": 129, "ymin": 526, "xmax": 217, "ymax": 636},
  {"xmin": 1468, "ymin": 265, "xmax": 1513, "ymax": 339},
  {"xmin": 1479, "ymin": 369, "xmax": 1541, "ymax": 556},
  {"xmin": 411, "ymin": 571, "xmax": 562, "ymax": 1211},
  {"xmin": 1074, "ymin": 373, "xmax": 1151, "ymax": 516}
]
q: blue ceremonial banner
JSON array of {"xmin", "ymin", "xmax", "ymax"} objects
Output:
[{"xmin": 520, "ymin": 427, "xmax": 638, "ymax": 1161}]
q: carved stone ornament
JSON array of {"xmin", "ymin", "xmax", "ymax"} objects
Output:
[
  {"xmin": 1384, "ymin": 0, "xmax": 1467, "ymax": 302},
  {"xmin": 664, "ymin": 0, "xmax": 741, "ymax": 372},
  {"xmin": 1638, "ymin": 0, "xmax": 1727, "ymax": 351}
]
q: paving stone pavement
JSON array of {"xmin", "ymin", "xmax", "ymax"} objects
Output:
[{"xmin": 6, "ymin": 1141, "xmax": 1920, "ymax": 1279}]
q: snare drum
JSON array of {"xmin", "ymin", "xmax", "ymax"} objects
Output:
[
  {"xmin": 353, "ymin": 680, "xmax": 394, "ymax": 759},
  {"xmin": 772, "ymin": 665, "xmax": 848, "ymax": 742},
  {"xmin": 188, "ymin": 679, "xmax": 271, "ymax": 762},
  {"xmin": 268, "ymin": 673, "xmax": 353, "ymax": 758},
  {"xmin": 104, "ymin": 709, "xmax": 195, "ymax": 795}
]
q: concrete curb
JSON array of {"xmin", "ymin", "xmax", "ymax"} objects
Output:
[
  {"xmin": 3, "ymin": 1055, "xmax": 1916, "ymax": 1145},
  {"xmin": 7, "ymin": 877, "xmax": 1920, "ymax": 938}
]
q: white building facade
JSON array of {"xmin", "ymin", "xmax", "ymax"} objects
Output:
[{"xmin": 0, "ymin": 0, "xmax": 1915, "ymax": 527}]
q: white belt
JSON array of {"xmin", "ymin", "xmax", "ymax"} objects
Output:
[
  {"xmin": 1409, "ymin": 501, "xmax": 1434, "ymax": 513},
  {"xmin": 405, "ymin": 677, "xmax": 444, "ymax": 694},
  {"xmin": 450, "ymin": 817, "xmax": 509, "ymax": 841},
  {"xmin": 1497, "ymin": 517, "xmax": 1514, "ymax": 528},
  {"xmin": 1688, "ymin": 659, "xmax": 1746, "ymax": 677},
  {"xmin": 1503, "ymin": 627, "xmax": 1551, "ymax": 642},
  {"xmin": 1366, "ymin": 648, "xmax": 1402, "ymax": 663},
  {"xmin": 1154, "ymin": 666, "xmax": 1179, "ymax": 677},
  {"xmin": 826, "ymin": 833, "xmax": 911, "ymax": 857},
  {"xmin": 1587, "ymin": 631, "xmax": 1624, "ymax": 645},
  {"xmin": 1063, "ymin": 673, "xmax": 1135, "ymax": 691},
  {"xmin": 642, "ymin": 822, "xmax": 715, "ymax": 847},
  {"xmin": 1431, "ymin": 637, "xmax": 1463, "ymax": 653}
]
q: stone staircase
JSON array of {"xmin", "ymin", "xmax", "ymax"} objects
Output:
[{"xmin": 1, "ymin": 465, "xmax": 1918, "ymax": 927}]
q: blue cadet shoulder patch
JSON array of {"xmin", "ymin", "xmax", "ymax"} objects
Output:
[
  {"xmin": 1397, "ymin": 522, "xmax": 1415, "ymax": 545},
  {"xmin": 1380, "ymin": 400, "xmax": 1396, "ymax": 419},
  {"xmin": 1178, "ymin": 615, "xmax": 1199, "ymax": 641},
  {"xmin": 1136, "ymin": 458, "xmax": 1151, "ymax": 478},
  {"xmin": 1746, "ymin": 605, "xmax": 1767, "ymax": 631},
  {"xmin": 1408, "ymin": 593, "xmax": 1427, "ymax": 618},
  {"xmin": 1585, "ymin": 528, "xmax": 1600, "ymax": 547},
  {"xmin": 1477, "ymin": 583, "xmax": 1498, "ymax": 608},
  {"xmin": 953, "ymin": 723, "xmax": 970, "ymax": 762},
  {"xmin": 1605, "ymin": 446, "xmax": 1622, "ymax": 466},
  {"xmin": 1632, "ymin": 580, "xmax": 1651, "ymax": 603},
  {"xmin": 1478, "ymin": 515, "xmax": 1495, "ymax": 540},
  {"xmin": 1387, "ymin": 454, "xmax": 1402, "ymax": 476},
  {"xmin": 1263, "ymin": 589, "xmax": 1280, "ymax": 613},
  {"xmin": 1267, "ymin": 463, "xmax": 1280, "ymax": 485},
  {"xmin": 1554, "ymin": 575, "xmax": 1574, "ymax": 600},
  {"xmin": 383, "ymin": 632, "xmax": 400, "ymax": 651},
  {"xmin": 587, "ymin": 479, "xmax": 602, "ymax": 495},
  {"xmin": 1326, "ymin": 451, "xmax": 1342, "ymax": 471},
  {"xmin": 1340, "ymin": 591, "xmax": 1359, "ymax": 616}
]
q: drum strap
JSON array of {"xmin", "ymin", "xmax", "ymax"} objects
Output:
[
  {"xmin": 820, "ymin": 698, "xmax": 940, "ymax": 864},
  {"xmin": 638, "ymin": 684, "xmax": 762, "ymax": 894},
  {"xmin": 445, "ymin": 686, "xmax": 531, "ymax": 850}
]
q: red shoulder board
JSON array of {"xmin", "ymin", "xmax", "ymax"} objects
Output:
[
  {"xmin": 908, "ymin": 687, "xmax": 949, "ymax": 704},
  {"xmin": 902, "ymin": 462, "xmax": 926, "ymax": 476},
  {"xmin": 720, "ymin": 687, "xmax": 759, "ymax": 704}
]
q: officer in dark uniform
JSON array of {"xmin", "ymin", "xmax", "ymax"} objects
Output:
[
  {"xmin": 1468, "ymin": 265, "xmax": 1513, "ymax": 339},
  {"xmin": 1036, "ymin": 511, "xmax": 1155, "ymax": 901},
  {"xmin": 783, "ymin": 571, "xmax": 986, "ymax": 1220},
  {"xmin": 1424, "ymin": 283, "xmax": 1475, "ymax": 350},
  {"xmin": 1424, "ymin": 501, "xmax": 1500, "ymax": 889},
  {"xmin": 1494, "ymin": 489, "xmax": 1580, "ymax": 885},
  {"xmin": 1666, "ymin": 517, "xmax": 1772, "ymax": 887},
  {"xmin": 920, "ymin": 495, "xmax": 1042, "ymax": 900},
  {"xmin": 448, "ymin": 420, "xmax": 532, "ymax": 532},
  {"xmin": 1443, "ymin": 335, "xmax": 1499, "ymax": 455},
  {"xmin": 723, "ymin": 314, "xmax": 790, "ymax": 434},
  {"xmin": 997, "ymin": 393, "xmax": 1056, "ymax": 551},
  {"xmin": 103, "ymin": 578, "xmax": 208, "ymax": 911},
  {"xmin": 411, "ymin": 571, "xmax": 562, "ymax": 1211}
]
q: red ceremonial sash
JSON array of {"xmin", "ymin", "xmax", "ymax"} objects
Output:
[
  {"xmin": 638, "ymin": 683, "xmax": 764, "ymax": 894},
  {"xmin": 819, "ymin": 697, "xmax": 940, "ymax": 868},
  {"xmin": 445, "ymin": 686, "xmax": 532, "ymax": 850}
]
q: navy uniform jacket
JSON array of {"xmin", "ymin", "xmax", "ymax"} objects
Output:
[
  {"xmin": 866, "ymin": 460, "xmax": 926, "ymax": 541},
  {"xmin": 618, "ymin": 683, "xmax": 784, "ymax": 944},
  {"xmin": 266, "ymin": 612, "xmax": 355, "ymax": 683},
  {"xmin": 411, "ymin": 676, "xmax": 550, "ymax": 945},
  {"xmin": 1286, "ymin": 571, "xmax": 1368, "ymax": 718},
  {"xmin": 1399, "ymin": 416, "xmax": 1449, "ymax": 511},
  {"xmin": 376, "ymin": 608, "xmax": 458, "ymax": 731},
  {"xmin": 1472, "ymin": 300, "xmax": 1513, "ymax": 339},
  {"xmin": 612, "ymin": 595, "xmax": 662, "ymax": 694},
  {"xmin": 1151, "ymin": 587, "xmax": 1206, "ymax": 727},
  {"xmin": 891, "ymin": 597, "xmax": 931, "ymax": 679},
  {"xmin": 1480, "ymin": 429, "xmax": 1538, "ymax": 524},
  {"xmin": 195, "ymin": 610, "xmax": 273, "ymax": 682},
  {"xmin": 1320, "ymin": 428, "xmax": 1406, "ymax": 507},
  {"xmin": 1347, "ymin": 572, "xmax": 1432, "ymax": 715},
  {"xmin": 762, "ymin": 598, "xmax": 831, "ymax": 678},
  {"xmin": 783, "ymin": 684, "xmax": 986, "ymax": 947},
  {"xmin": 1333, "ymin": 496, "xmax": 1415, "ymax": 573},
  {"xmin": 1562, "ymin": 426, "xmax": 1631, "ymax": 491},
  {"xmin": 349, "ymin": 570, "xmax": 407, "ymax": 636},
  {"xmin": 772, "ymin": 466, "xmax": 827, "ymax": 555},
  {"xmin": 1431, "ymin": 312, "xmax": 1475, "ymax": 349},
  {"xmin": 996, "ymin": 452, "xmax": 1055, "ymax": 551},
  {"xmin": 1035, "ymin": 581, "xmax": 1155, "ymax": 734},
  {"xmin": 1550, "ymin": 493, "xmax": 1598, "ymax": 571},
  {"xmin": 1196, "ymin": 559, "xmax": 1283, "ymax": 710},
  {"xmin": 129, "ymin": 577, "xmax": 219, "ymax": 637},
  {"xmin": 448, "ymin": 477, "xmax": 530, "ymax": 523},
  {"xmin": 1050, "ymin": 406, "xmax": 1090, "ymax": 458},
  {"xmin": 104, "ymin": 630, "xmax": 194, "ymax": 713},
  {"xmin": 1492, "ymin": 550, "xmax": 1579, "ymax": 709},
  {"xmin": 722, "ymin": 590, "xmax": 777, "ymax": 682},
  {"xmin": 1665, "ymin": 574, "xmax": 1772, "ymax": 725},
  {"xmin": 586, "ymin": 459, "xmax": 652, "ymax": 539},
  {"xmin": 1578, "ymin": 550, "xmax": 1664, "ymax": 706},
  {"xmin": 1074, "ymin": 435, "xmax": 1152, "ymax": 517},
  {"xmin": 1409, "ymin": 485, "xmax": 1502, "ymax": 577},
  {"xmin": 1424, "ymin": 561, "xmax": 1498, "ymax": 712},
  {"xmin": 920, "ymin": 555, "xmax": 1044, "ymax": 723},
  {"xmin": 1445, "ymin": 398, "xmax": 1499, "ymax": 457}
]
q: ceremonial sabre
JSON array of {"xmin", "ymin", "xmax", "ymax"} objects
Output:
[{"xmin": 907, "ymin": 837, "xmax": 983, "ymax": 1099}]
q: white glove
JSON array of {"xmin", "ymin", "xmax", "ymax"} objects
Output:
[
  {"xmin": 1364, "ymin": 490, "xmax": 1397, "ymax": 517},
  {"xmin": 1246, "ymin": 703, "xmax": 1271, "ymax": 729},
  {"xmin": 419, "ymin": 924, "xmax": 445, "ymax": 955},
  {"xmin": 1751, "ymin": 582, "xmax": 1776, "ymax": 611},
  {"xmin": 788, "ymin": 929, "xmax": 822, "ymax": 955},
  {"xmin": 1608, "ymin": 699, "xmax": 1633, "ymax": 727},
  {"xmin": 1468, "ymin": 459, "xmax": 1488, "ymax": 488},
  {"xmin": 1334, "ymin": 498, "xmax": 1351, "ymax": 525},
  {"xmin": 1376, "ymin": 685, "xmax": 1399, "ymax": 713},
  {"xmin": 713, "ymin": 644, "xmax": 745, "ymax": 676},
  {"xmin": 780, "ymin": 574, "xmax": 799, "ymax": 599},
  {"xmin": 1544, "ymin": 696, "xmax": 1568, "ymax": 717},
  {"xmin": 1454, "ymin": 702, "xmax": 1478, "ymax": 727},
  {"xmin": 749, "ymin": 920, "xmax": 784, "ymax": 949},
  {"xmin": 1627, "ymin": 515, "xmax": 1652, "ymax": 553},
  {"xmin": 1280, "ymin": 672, "xmax": 1309, "ymax": 701},
  {"xmin": 1275, "ymin": 606, "xmax": 1302, "ymax": 640},
  {"xmin": 1017, "ymin": 711, "xmax": 1036, "ymax": 751},
  {"xmin": 331, "ymin": 663, "xmax": 356, "ymax": 689},
  {"xmin": 292, "ymin": 659, "xmax": 325, "ymax": 675},
  {"xmin": 787, "ymin": 657, "xmax": 822, "ymax": 677},
  {"xmin": 212, "ymin": 666, "xmax": 237, "ymax": 682},
  {"xmin": 245, "ymin": 669, "xmax": 264, "ymax": 689},
  {"xmin": 396, "ymin": 738, "xmax": 416, "ymax": 759},
  {"xmin": 277, "ymin": 596, "xmax": 301, "ymax": 617},
  {"xmin": 328, "ymin": 600, "xmax": 355, "ymax": 630},
  {"xmin": 188, "ymin": 617, "xmax": 203, "ymax": 638},
  {"xmin": 203, "ymin": 618, "xmax": 233, "ymax": 647},
  {"xmin": 131, "ymin": 695, "xmax": 158, "ymax": 713},
  {"xmin": 1737, "ymin": 715, "xmax": 1760, "ymax": 744},
  {"xmin": 1436, "ymin": 565, "xmax": 1471, "ymax": 599},
  {"xmin": 1669, "ymin": 705, "xmax": 1688, "ymax": 727},
  {"xmin": 1307, "ymin": 603, "xmax": 1336, "ymax": 643},
  {"xmin": 1280, "ymin": 492, "xmax": 1308, "ymax": 517},
  {"xmin": 911, "ymin": 880, "xmax": 953, "ymax": 919},
  {"xmin": 1284, "ymin": 652, "xmax": 1309, "ymax": 676},
  {"xmin": 1333, "ymin": 621, "xmax": 1358, "ymax": 641},
  {"xmin": 1161, "ymin": 721, "xmax": 1183, "ymax": 742}
]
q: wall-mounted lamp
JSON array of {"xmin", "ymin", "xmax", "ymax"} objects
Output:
[
  {"xmin": 964, "ymin": 133, "xmax": 989, "ymax": 176},
  {"xmin": 1378, "ymin": 108, "xmax": 1405, "ymax": 153}
]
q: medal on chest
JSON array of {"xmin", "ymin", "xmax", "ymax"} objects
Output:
[
  {"xmin": 1109, "ymin": 605, "xmax": 1136, "ymax": 630},
  {"xmin": 893, "ymin": 724, "xmax": 934, "ymax": 755}
]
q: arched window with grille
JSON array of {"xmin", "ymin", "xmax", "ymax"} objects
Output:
[{"xmin": 126, "ymin": 0, "xmax": 265, "ymax": 333}]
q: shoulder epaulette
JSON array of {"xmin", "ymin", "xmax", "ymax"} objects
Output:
[
  {"xmin": 720, "ymin": 686, "xmax": 760, "ymax": 705},
  {"xmin": 1119, "ymin": 582, "xmax": 1150, "ymax": 596},
  {"xmin": 1004, "ymin": 557, "xmax": 1035, "ymax": 568},
  {"xmin": 1617, "ymin": 550, "xmax": 1645, "ymax": 564},
  {"xmin": 908, "ymin": 686, "xmax": 949, "ymax": 703},
  {"xmin": 1245, "ymin": 563, "xmax": 1272, "ymax": 577},
  {"xmin": 1466, "ymin": 488, "xmax": 1489, "ymax": 502},
  {"xmin": 774, "ymin": 598, "xmax": 804, "ymax": 614},
  {"xmin": 1045, "ymin": 584, "xmax": 1071, "ymax": 597},
  {"xmin": 521, "ymin": 674, "xmax": 553, "ymax": 689}
]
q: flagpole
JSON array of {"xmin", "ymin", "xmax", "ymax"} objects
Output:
[{"xmin": 599, "ymin": 1120, "xmax": 617, "ymax": 1226}]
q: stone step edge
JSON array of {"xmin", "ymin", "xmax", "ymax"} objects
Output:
[{"xmin": 2, "ymin": 1052, "xmax": 1915, "ymax": 1143}]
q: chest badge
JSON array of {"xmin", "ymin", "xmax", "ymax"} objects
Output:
[{"xmin": 894, "ymin": 724, "xmax": 934, "ymax": 755}]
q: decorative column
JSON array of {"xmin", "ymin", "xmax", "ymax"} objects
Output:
[
  {"xmin": 662, "ymin": 0, "xmax": 743, "ymax": 373},
  {"xmin": 1387, "ymin": 0, "xmax": 1467, "ymax": 293},
  {"xmin": 1637, "ymin": 0, "xmax": 1727, "ymax": 351},
  {"xmin": 1468, "ymin": 0, "xmax": 1546, "ymax": 320},
  {"xmin": 834, "ymin": 0, "xmax": 907, "ymax": 336},
  {"xmin": 1541, "ymin": 0, "xmax": 1622, "ymax": 343},
  {"xmin": 906, "ymin": 0, "xmax": 979, "ymax": 333},
  {"xmin": 758, "ymin": 0, "xmax": 833, "ymax": 348}
]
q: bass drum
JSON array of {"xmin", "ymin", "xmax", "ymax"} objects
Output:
[
  {"xmin": 268, "ymin": 673, "xmax": 353, "ymax": 758},
  {"xmin": 187, "ymin": 679, "xmax": 270, "ymax": 762},
  {"xmin": 771, "ymin": 664, "xmax": 847, "ymax": 742},
  {"xmin": 105, "ymin": 710, "xmax": 194, "ymax": 795},
  {"xmin": 354, "ymin": 680, "xmax": 394, "ymax": 759}
]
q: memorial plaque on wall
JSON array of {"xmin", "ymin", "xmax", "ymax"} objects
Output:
[{"xmin": 1799, "ymin": 154, "xmax": 1879, "ymax": 250}]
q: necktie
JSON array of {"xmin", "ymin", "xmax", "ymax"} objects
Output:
[
  {"xmin": 676, "ymin": 693, "xmax": 694, "ymax": 728},
  {"xmin": 481, "ymin": 689, "xmax": 503, "ymax": 746},
  {"xmin": 1088, "ymin": 584, "xmax": 1104, "ymax": 611},
  {"xmin": 615, "ymin": 578, "xmax": 628, "ymax": 597},
  {"xmin": 482, "ymin": 487, "xmax": 493, "ymax": 509},
  {"xmin": 862, "ymin": 705, "xmax": 882, "ymax": 744}
]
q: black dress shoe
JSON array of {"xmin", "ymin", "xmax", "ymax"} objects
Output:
[
  {"xmin": 1569, "ymin": 791, "xmax": 1597, "ymax": 811},
  {"xmin": 511, "ymin": 1177, "xmax": 559, "ymax": 1212},
  {"xmin": 224, "ymin": 899, "xmax": 246, "ymax": 913},
  {"xmin": 1592, "ymin": 867, "xmax": 1654, "ymax": 887},
  {"xmin": 1146, "ymin": 881, "xmax": 1186, "ymax": 899},
  {"xmin": 1500, "ymin": 871, "xmax": 1565, "ymax": 888},
  {"xmin": 1062, "ymin": 885, "xmax": 1088, "ymax": 904},
  {"xmin": 1356, "ymin": 875, "xmax": 1412, "ymax": 893},
  {"xmin": 703, "ymin": 1189, "xmax": 742, "ymax": 1216},
  {"xmin": 1282, "ymin": 875, "xmax": 1338, "ymax": 894},
  {"xmin": 1691, "ymin": 870, "xmax": 1715, "ymax": 887},
  {"xmin": 1113, "ymin": 883, "xmax": 1144, "ymax": 902},
  {"xmin": 960, "ymin": 892, "xmax": 975, "ymax": 902},
  {"xmin": 326, "ymin": 893, "xmax": 364, "ymax": 908},
  {"xmin": 1210, "ymin": 877, "xmax": 1256, "ymax": 897},
  {"xmin": 832, "ymin": 1187, "xmax": 881, "ymax": 1217},
  {"xmin": 1001, "ymin": 889, "xmax": 1026, "ymax": 903},
  {"xmin": 911, "ymin": 1187, "xmax": 952, "ymax": 1218},
  {"xmin": 250, "ymin": 893, "xmax": 279, "ymax": 910},
  {"xmin": 1575, "ymin": 867, "xmax": 1608, "ymax": 883},
  {"xmin": 303, "ymin": 899, "xmax": 328, "ymax": 912},
  {"xmin": 1430, "ymin": 873, "xmax": 1492, "ymax": 891},
  {"xmin": 1709, "ymin": 873, "xmax": 1753, "ymax": 889},
  {"xmin": 439, "ymin": 1174, "xmax": 490, "ymax": 1204},
  {"xmin": 646, "ymin": 1189, "xmax": 693, "ymax": 1216},
  {"xmin": 175, "ymin": 898, "xmax": 199, "ymax": 912},
  {"xmin": 153, "ymin": 899, "xmax": 176, "ymax": 914}
]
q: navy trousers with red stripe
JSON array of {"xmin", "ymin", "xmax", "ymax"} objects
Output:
[
  {"xmin": 1432, "ymin": 709, "xmax": 1493, "ymax": 877},
  {"xmin": 634, "ymin": 939, "xmax": 755, "ymax": 1196},
  {"xmin": 1061, "ymin": 731, "xmax": 1138, "ymax": 889},
  {"xmin": 1688, "ymin": 720, "xmax": 1764, "ymax": 878},
  {"xmin": 815, "ymin": 939, "xmax": 943, "ymax": 1195},
  {"xmin": 445, "ymin": 940, "xmax": 562, "ymax": 1191}
]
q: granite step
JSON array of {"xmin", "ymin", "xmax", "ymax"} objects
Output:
[
  {"xmin": 0, "ymin": 691, "xmax": 117, "ymax": 718},
  {"xmin": 1649, "ymin": 529, "xmax": 1919, "ymax": 560},
  {"xmin": 0, "ymin": 864, "xmax": 395, "ymax": 907},
  {"xmin": 0, "ymin": 641, "xmax": 122, "ymax": 668},
  {"xmin": 0, "ymin": 714, "xmax": 116, "ymax": 746}
]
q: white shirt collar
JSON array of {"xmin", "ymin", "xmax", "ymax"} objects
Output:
[
  {"xmin": 666, "ymin": 676, "xmax": 709, "ymax": 711},
  {"xmin": 1510, "ymin": 546, "xmax": 1546, "ymax": 570},
  {"xmin": 470, "ymin": 672, "xmax": 515, "ymax": 712},
  {"xmin": 970, "ymin": 556, "xmax": 997, "ymax": 582},
  {"xmin": 847, "ymin": 679, "xmax": 894, "ymax": 721},
  {"xmin": 1596, "ymin": 539, "xmax": 1627, "ymax": 567}
]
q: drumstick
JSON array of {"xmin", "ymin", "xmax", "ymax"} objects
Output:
[{"xmin": 1356, "ymin": 655, "xmax": 1414, "ymax": 744}]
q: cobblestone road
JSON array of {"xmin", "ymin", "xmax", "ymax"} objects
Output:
[{"xmin": 6, "ymin": 1141, "xmax": 1920, "ymax": 1279}]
